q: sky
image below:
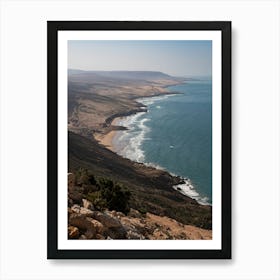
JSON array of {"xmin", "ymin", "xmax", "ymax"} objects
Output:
[{"xmin": 68, "ymin": 40, "xmax": 212, "ymax": 77}]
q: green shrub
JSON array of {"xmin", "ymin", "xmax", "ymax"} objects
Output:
[
  {"xmin": 86, "ymin": 177, "xmax": 131, "ymax": 214},
  {"xmin": 86, "ymin": 191, "xmax": 107, "ymax": 210},
  {"xmin": 75, "ymin": 168, "xmax": 96, "ymax": 186},
  {"xmin": 101, "ymin": 183, "xmax": 131, "ymax": 214}
]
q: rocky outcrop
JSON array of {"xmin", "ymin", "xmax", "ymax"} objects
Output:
[
  {"xmin": 68, "ymin": 173, "xmax": 212, "ymax": 240},
  {"xmin": 68, "ymin": 200, "xmax": 212, "ymax": 240},
  {"xmin": 67, "ymin": 174, "xmax": 212, "ymax": 240},
  {"xmin": 70, "ymin": 204, "xmax": 94, "ymax": 216}
]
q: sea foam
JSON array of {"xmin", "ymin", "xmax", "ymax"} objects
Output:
[
  {"xmin": 173, "ymin": 179, "xmax": 210, "ymax": 206},
  {"xmin": 138, "ymin": 94, "xmax": 175, "ymax": 106},
  {"xmin": 113, "ymin": 112, "xmax": 150, "ymax": 163}
]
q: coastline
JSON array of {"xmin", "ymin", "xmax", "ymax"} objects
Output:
[
  {"xmin": 94, "ymin": 93, "xmax": 177, "ymax": 155},
  {"xmin": 93, "ymin": 88, "xmax": 211, "ymax": 206},
  {"xmin": 68, "ymin": 72, "xmax": 212, "ymax": 229},
  {"xmin": 94, "ymin": 89, "xmax": 182, "ymax": 153}
]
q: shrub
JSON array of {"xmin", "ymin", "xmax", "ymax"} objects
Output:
[
  {"xmin": 75, "ymin": 168, "xmax": 96, "ymax": 186},
  {"xmin": 86, "ymin": 177, "xmax": 131, "ymax": 214},
  {"xmin": 101, "ymin": 183, "xmax": 131, "ymax": 214},
  {"xmin": 86, "ymin": 191, "xmax": 107, "ymax": 210}
]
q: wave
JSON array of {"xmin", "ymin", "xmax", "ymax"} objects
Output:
[
  {"xmin": 173, "ymin": 179, "xmax": 211, "ymax": 205},
  {"xmin": 137, "ymin": 94, "xmax": 176, "ymax": 106},
  {"xmin": 113, "ymin": 113, "xmax": 150, "ymax": 163}
]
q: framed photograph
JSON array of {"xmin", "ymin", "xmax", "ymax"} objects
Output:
[{"xmin": 47, "ymin": 21, "xmax": 231, "ymax": 259}]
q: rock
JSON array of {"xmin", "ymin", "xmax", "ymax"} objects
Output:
[
  {"xmin": 68, "ymin": 226, "xmax": 79, "ymax": 239},
  {"xmin": 105, "ymin": 210, "xmax": 125, "ymax": 219},
  {"xmin": 88, "ymin": 219, "xmax": 104, "ymax": 234},
  {"xmin": 110, "ymin": 210, "xmax": 118, "ymax": 217},
  {"xmin": 71, "ymin": 204, "xmax": 81, "ymax": 213},
  {"xmin": 82, "ymin": 218, "xmax": 101, "ymax": 239},
  {"xmin": 126, "ymin": 230, "xmax": 145, "ymax": 240},
  {"xmin": 93, "ymin": 212, "xmax": 122, "ymax": 228},
  {"xmin": 128, "ymin": 208, "xmax": 142, "ymax": 218},
  {"xmin": 71, "ymin": 205, "xmax": 94, "ymax": 217},
  {"xmin": 80, "ymin": 207, "xmax": 94, "ymax": 216},
  {"xmin": 116, "ymin": 211, "xmax": 125, "ymax": 218},
  {"xmin": 84, "ymin": 229, "xmax": 95, "ymax": 239},
  {"xmin": 96, "ymin": 234, "xmax": 106, "ymax": 240},
  {"xmin": 69, "ymin": 214, "xmax": 100, "ymax": 239},
  {"xmin": 69, "ymin": 213, "xmax": 107, "ymax": 239},
  {"xmin": 68, "ymin": 214, "xmax": 94, "ymax": 230},
  {"xmin": 105, "ymin": 227, "xmax": 126, "ymax": 239},
  {"xmin": 82, "ymin": 199, "xmax": 93, "ymax": 210}
]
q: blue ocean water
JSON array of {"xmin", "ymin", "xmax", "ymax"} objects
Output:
[{"xmin": 113, "ymin": 79, "xmax": 212, "ymax": 204}]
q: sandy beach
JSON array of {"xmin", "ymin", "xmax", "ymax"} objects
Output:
[
  {"xmin": 95, "ymin": 130, "xmax": 117, "ymax": 152},
  {"xmin": 94, "ymin": 118, "xmax": 122, "ymax": 152}
]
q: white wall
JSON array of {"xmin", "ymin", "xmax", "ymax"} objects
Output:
[{"xmin": 0, "ymin": 0, "xmax": 279, "ymax": 279}]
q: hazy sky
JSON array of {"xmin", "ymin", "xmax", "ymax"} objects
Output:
[{"xmin": 68, "ymin": 40, "xmax": 212, "ymax": 77}]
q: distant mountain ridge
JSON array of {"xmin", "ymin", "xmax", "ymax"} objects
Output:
[{"xmin": 68, "ymin": 69, "xmax": 173, "ymax": 80}]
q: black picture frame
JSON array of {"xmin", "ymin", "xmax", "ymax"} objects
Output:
[{"xmin": 47, "ymin": 21, "xmax": 231, "ymax": 259}]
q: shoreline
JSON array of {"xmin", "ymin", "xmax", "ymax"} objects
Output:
[
  {"xmin": 94, "ymin": 89, "xmax": 211, "ymax": 206},
  {"xmin": 95, "ymin": 89, "xmax": 182, "ymax": 153}
]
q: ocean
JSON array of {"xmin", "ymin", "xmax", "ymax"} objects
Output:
[{"xmin": 112, "ymin": 79, "xmax": 212, "ymax": 205}]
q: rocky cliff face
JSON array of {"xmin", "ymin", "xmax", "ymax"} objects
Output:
[
  {"xmin": 68, "ymin": 203, "xmax": 212, "ymax": 240},
  {"xmin": 68, "ymin": 174, "xmax": 212, "ymax": 240}
]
